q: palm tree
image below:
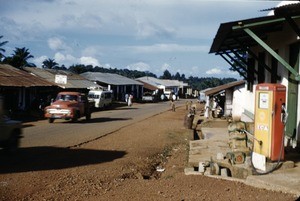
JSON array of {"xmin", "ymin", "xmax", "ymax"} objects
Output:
[
  {"xmin": 42, "ymin": 58, "xmax": 58, "ymax": 69},
  {"xmin": 3, "ymin": 47, "xmax": 35, "ymax": 68},
  {"xmin": 0, "ymin": 35, "xmax": 8, "ymax": 62}
]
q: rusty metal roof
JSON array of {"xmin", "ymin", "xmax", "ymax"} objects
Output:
[
  {"xmin": 24, "ymin": 67, "xmax": 100, "ymax": 89},
  {"xmin": 204, "ymin": 80, "xmax": 245, "ymax": 96},
  {"xmin": 0, "ymin": 64, "xmax": 56, "ymax": 87},
  {"xmin": 81, "ymin": 72, "xmax": 143, "ymax": 86}
]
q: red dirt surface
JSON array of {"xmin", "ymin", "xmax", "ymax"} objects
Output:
[{"xmin": 0, "ymin": 104, "xmax": 297, "ymax": 200}]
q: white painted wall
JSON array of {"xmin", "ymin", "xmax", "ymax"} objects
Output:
[
  {"xmin": 246, "ymin": 19, "xmax": 300, "ymax": 144},
  {"xmin": 231, "ymin": 84, "xmax": 254, "ymax": 122}
]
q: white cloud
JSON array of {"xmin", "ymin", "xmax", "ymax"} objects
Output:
[
  {"xmin": 1, "ymin": 0, "xmax": 280, "ymax": 78},
  {"xmin": 136, "ymin": 21, "xmax": 175, "ymax": 39},
  {"xmin": 206, "ymin": 67, "xmax": 239, "ymax": 77},
  {"xmin": 33, "ymin": 55, "xmax": 48, "ymax": 67},
  {"xmin": 104, "ymin": 63, "xmax": 111, "ymax": 68},
  {"xmin": 80, "ymin": 56, "xmax": 101, "ymax": 67},
  {"xmin": 126, "ymin": 62, "xmax": 150, "ymax": 71},
  {"xmin": 82, "ymin": 46, "xmax": 98, "ymax": 56},
  {"xmin": 206, "ymin": 68, "xmax": 222, "ymax": 75},
  {"xmin": 131, "ymin": 44, "xmax": 209, "ymax": 53},
  {"xmin": 54, "ymin": 52, "xmax": 77, "ymax": 66},
  {"xmin": 48, "ymin": 37, "xmax": 72, "ymax": 52}
]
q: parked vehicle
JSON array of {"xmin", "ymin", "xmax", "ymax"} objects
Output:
[
  {"xmin": 44, "ymin": 92, "xmax": 92, "ymax": 123},
  {"xmin": 164, "ymin": 91, "xmax": 172, "ymax": 100},
  {"xmin": 0, "ymin": 96, "xmax": 22, "ymax": 152},
  {"xmin": 142, "ymin": 92, "xmax": 156, "ymax": 102},
  {"xmin": 88, "ymin": 90, "xmax": 113, "ymax": 109}
]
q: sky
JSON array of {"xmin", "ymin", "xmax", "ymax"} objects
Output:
[{"xmin": 0, "ymin": 0, "xmax": 296, "ymax": 78}]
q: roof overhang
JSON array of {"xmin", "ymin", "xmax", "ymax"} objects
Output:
[
  {"xmin": 0, "ymin": 65, "xmax": 56, "ymax": 87},
  {"xmin": 210, "ymin": 3, "xmax": 300, "ymax": 81},
  {"xmin": 204, "ymin": 80, "xmax": 245, "ymax": 96},
  {"xmin": 210, "ymin": 15, "xmax": 282, "ymax": 54}
]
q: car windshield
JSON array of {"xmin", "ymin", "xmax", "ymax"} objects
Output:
[{"xmin": 56, "ymin": 94, "xmax": 78, "ymax": 101}]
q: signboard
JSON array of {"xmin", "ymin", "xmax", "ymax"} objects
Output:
[
  {"xmin": 55, "ymin": 75, "xmax": 67, "ymax": 84},
  {"xmin": 259, "ymin": 92, "xmax": 269, "ymax": 109}
]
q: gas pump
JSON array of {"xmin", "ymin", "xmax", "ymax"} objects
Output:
[{"xmin": 253, "ymin": 83, "xmax": 286, "ymax": 170}]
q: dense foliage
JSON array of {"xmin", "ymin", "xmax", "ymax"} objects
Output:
[
  {"xmin": 0, "ymin": 35, "xmax": 238, "ymax": 91},
  {"xmin": 67, "ymin": 64, "xmax": 157, "ymax": 79},
  {"xmin": 187, "ymin": 76, "xmax": 237, "ymax": 91}
]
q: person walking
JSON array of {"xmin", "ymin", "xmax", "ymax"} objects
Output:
[
  {"xmin": 128, "ymin": 94, "xmax": 133, "ymax": 106},
  {"xmin": 170, "ymin": 99, "xmax": 175, "ymax": 112}
]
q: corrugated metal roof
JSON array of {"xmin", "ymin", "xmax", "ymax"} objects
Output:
[
  {"xmin": 136, "ymin": 76, "xmax": 188, "ymax": 88},
  {"xmin": 204, "ymin": 80, "xmax": 245, "ymax": 96},
  {"xmin": 136, "ymin": 77, "xmax": 164, "ymax": 87},
  {"xmin": 200, "ymin": 88, "xmax": 212, "ymax": 93},
  {"xmin": 81, "ymin": 72, "xmax": 143, "ymax": 86},
  {"xmin": 0, "ymin": 64, "xmax": 55, "ymax": 87},
  {"xmin": 274, "ymin": 3, "xmax": 300, "ymax": 17},
  {"xmin": 137, "ymin": 80, "xmax": 158, "ymax": 91},
  {"xmin": 24, "ymin": 67, "xmax": 99, "ymax": 89},
  {"xmin": 261, "ymin": 3, "xmax": 300, "ymax": 16}
]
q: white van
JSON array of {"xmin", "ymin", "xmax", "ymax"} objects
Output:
[{"xmin": 88, "ymin": 90, "xmax": 113, "ymax": 109}]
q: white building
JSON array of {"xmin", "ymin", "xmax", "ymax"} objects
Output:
[
  {"xmin": 81, "ymin": 72, "xmax": 143, "ymax": 101},
  {"xmin": 136, "ymin": 76, "xmax": 189, "ymax": 98},
  {"xmin": 210, "ymin": 3, "xmax": 300, "ymax": 146},
  {"xmin": 204, "ymin": 80, "xmax": 246, "ymax": 118}
]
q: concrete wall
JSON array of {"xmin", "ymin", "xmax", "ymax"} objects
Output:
[{"xmin": 231, "ymin": 85, "xmax": 247, "ymax": 121}]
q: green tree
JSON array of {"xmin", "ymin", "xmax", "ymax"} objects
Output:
[
  {"xmin": 69, "ymin": 64, "xmax": 87, "ymax": 74},
  {"xmin": 0, "ymin": 35, "xmax": 8, "ymax": 62},
  {"xmin": 180, "ymin": 73, "xmax": 186, "ymax": 81},
  {"xmin": 3, "ymin": 47, "xmax": 35, "ymax": 68},
  {"xmin": 174, "ymin": 72, "xmax": 181, "ymax": 80},
  {"xmin": 42, "ymin": 58, "xmax": 58, "ymax": 69},
  {"xmin": 160, "ymin": 69, "xmax": 172, "ymax": 79}
]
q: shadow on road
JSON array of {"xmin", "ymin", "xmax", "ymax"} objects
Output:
[
  {"xmin": 67, "ymin": 117, "xmax": 132, "ymax": 124},
  {"xmin": 0, "ymin": 146, "xmax": 127, "ymax": 174},
  {"xmin": 110, "ymin": 107, "xmax": 138, "ymax": 111}
]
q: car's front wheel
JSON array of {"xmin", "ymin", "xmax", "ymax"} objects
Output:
[{"xmin": 72, "ymin": 111, "xmax": 79, "ymax": 122}]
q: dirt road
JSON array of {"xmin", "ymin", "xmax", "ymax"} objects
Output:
[{"xmin": 0, "ymin": 103, "xmax": 297, "ymax": 200}]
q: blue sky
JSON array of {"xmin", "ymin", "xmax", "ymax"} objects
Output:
[{"xmin": 0, "ymin": 0, "xmax": 294, "ymax": 78}]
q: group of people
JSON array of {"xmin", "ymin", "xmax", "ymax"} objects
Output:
[
  {"xmin": 124, "ymin": 91, "xmax": 178, "ymax": 111},
  {"xmin": 204, "ymin": 97, "xmax": 223, "ymax": 119}
]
